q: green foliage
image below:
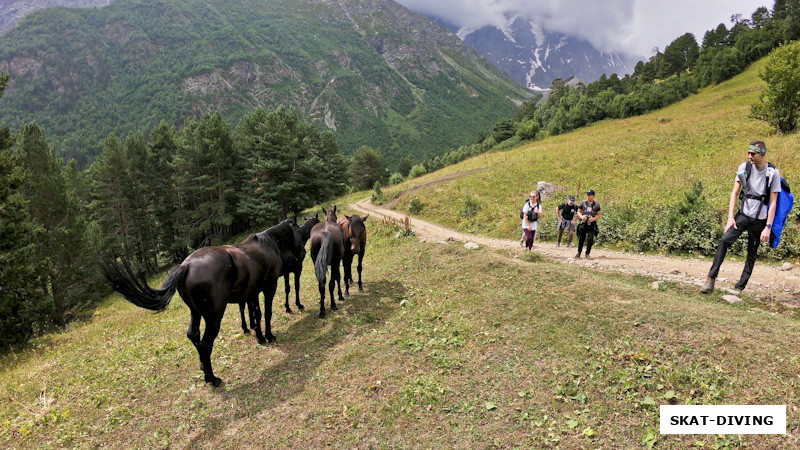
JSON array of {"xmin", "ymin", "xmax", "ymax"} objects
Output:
[
  {"xmin": 751, "ymin": 41, "xmax": 800, "ymax": 132},
  {"xmin": 388, "ymin": 172, "xmax": 405, "ymax": 186},
  {"xmin": 408, "ymin": 197, "xmax": 424, "ymax": 215},
  {"xmin": 516, "ymin": 119, "xmax": 540, "ymax": 141},
  {"xmin": 457, "ymin": 195, "xmax": 482, "ymax": 219},
  {"xmin": 408, "ymin": 164, "xmax": 427, "ymax": 180},
  {"xmin": 491, "ymin": 120, "xmax": 516, "ymax": 143},
  {"xmin": 348, "ymin": 146, "xmax": 388, "ymax": 191},
  {"xmin": 371, "ymin": 180, "xmax": 385, "ymax": 205}
]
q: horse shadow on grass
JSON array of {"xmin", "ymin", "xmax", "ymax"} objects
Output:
[{"xmin": 188, "ymin": 279, "xmax": 406, "ymax": 445}]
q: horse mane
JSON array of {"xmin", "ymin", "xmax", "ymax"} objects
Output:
[
  {"xmin": 299, "ymin": 217, "xmax": 318, "ymax": 242},
  {"xmin": 255, "ymin": 219, "xmax": 297, "ymax": 251}
]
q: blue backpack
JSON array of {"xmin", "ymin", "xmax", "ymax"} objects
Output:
[{"xmin": 740, "ymin": 161, "xmax": 794, "ymax": 248}]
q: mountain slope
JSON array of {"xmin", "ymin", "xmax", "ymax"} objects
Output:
[
  {"xmin": 0, "ymin": 0, "xmax": 115, "ymax": 36},
  {"xmin": 0, "ymin": 0, "xmax": 530, "ymax": 167},
  {"xmin": 431, "ymin": 15, "xmax": 637, "ymax": 91}
]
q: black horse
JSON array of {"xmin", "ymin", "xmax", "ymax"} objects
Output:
[
  {"xmin": 101, "ymin": 220, "xmax": 300, "ymax": 387},
  {"xmin": 236, "ymin": 216, "xmax": 319, "ymax": 332},
  {"xmin": 309, "ymin": 206, "xmax": 345, "ymax": 318},
  {"xmin": 338, "ymin": 214, "xmax": 368, "ymax": 296}
]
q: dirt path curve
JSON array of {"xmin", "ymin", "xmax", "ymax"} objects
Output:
[{"xmin": 350, "ymin": 197, "xmax": 800, "ymax": 302}]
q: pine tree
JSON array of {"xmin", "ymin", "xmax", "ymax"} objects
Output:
[
  {"xmin": 0, "ymin": 76, "xmax": 48, "ymax": 345},
  {"xmin": 18, "ymin": 122, "xmax": 99, "ymax": 326},
  {"xmin": 88, "ymin": 134, "xmax": 133, "ymax": 258},
  {"xmin": 147, "ymin": 121, "xmax": 184, "ymax": 263},
  {"xmin": 175, "ymin": 113, "xmax": 242, "ymax": 247}
]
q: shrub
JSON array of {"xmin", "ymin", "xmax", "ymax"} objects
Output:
[
  {"xmin": 751, "ymin": 41, "xmax": 800, "ymax": 133},
  {"xmin": 516, "ymin": 119, "xmax": 540, "ymax": 140},
  {"xmin": 388, "ymin": 172, "xmax": 405, "ymax": 186},
  {"xmin": 408, "ymin": 164, "xmax": 427, "ymax": 179},
  {"xmin": 458, "ymin": 195, "xmax": 481, "ymax": 218},
  {"xmin": 408, "ymin": 197, "xmax": 424, "ymax": 214}
]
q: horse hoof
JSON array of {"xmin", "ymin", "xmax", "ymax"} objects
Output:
[
  {"xmin": 358, "ymin": 287, "xmax": 364, "ymax": 293},
  {"xmin": 242, "ymin": 328, "xmax": 250, "ymax": 335},
  {"xmin": 297, "ymin": 304, "xmax": 305, "ymax": 311},
  {"xmin": 257, "ymin": 337, "xmax": 267, "ymax": 345},
  {"xmin": 285, "ymin": 308, "xmax": 292, "ymax": 314},
  {"xmin": 206, "ymin": 376, "xmax": 223, "ymax": 387},
  {"xmin": 267, "ymin": 334, "xmax": 276, "ymax": 343},
  {"xmin": 331, "ymin": 304, "xmax": 338, "ymax": 311},
  {"xmin": 319, "ymin": 311, "xmax": 326, "ymax": 318}
]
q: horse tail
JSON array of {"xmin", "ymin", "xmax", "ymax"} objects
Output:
[
  {"xmin": 314, "ymin": 232, "xmax": 331, "ymax": 283},
  {"xmin": 101, "ymin": 259, "xmax": 187, "ymax": 312}
]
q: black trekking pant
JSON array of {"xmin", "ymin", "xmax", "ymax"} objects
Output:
[
  {"xmin": 708, "ymin": 212, "xmax": 767, "ymax": 289},
  {"xmin": 577, "ymin": 222, "xmax": 597, "ymax": 256}
]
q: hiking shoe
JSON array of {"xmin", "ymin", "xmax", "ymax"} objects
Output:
[
  {"xmin": 575, "ymin": 252, "xmax": 581, "ymax": 259},
  {"xmin": 585, "ymin": 254, "xmax": 593, "ymax": 260},
  {"xmin": 556, "ymin": 243, "xmax": 561, "ymax": 247},
  {"xmin": 700, "ymin": 277, "xmax": 715, "ymax": 294}
]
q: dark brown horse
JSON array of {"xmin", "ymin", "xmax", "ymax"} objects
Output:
[
  {"xmin": 309, "ymin": 206, "xmax": 345, "ymax": 317},
  {"xmin": 101, "ymin": 220, "xmax": 299, "ymax": 386},
  {"xmin": 236, "ymin": 215, "xmax": 320, "ymax": 331},
  {"xmin": 338, "ymin": 214, "xmax": 368, "ymax": 296}
]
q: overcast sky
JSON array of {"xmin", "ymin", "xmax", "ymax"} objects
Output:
[{"xmin": 395, "ymin": 0, "xmax": 771, "ymax": 58}]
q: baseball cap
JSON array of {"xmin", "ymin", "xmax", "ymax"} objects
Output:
[{"xmin": 586, "ymin": 189, "xmax": 595, "ymax": 196}]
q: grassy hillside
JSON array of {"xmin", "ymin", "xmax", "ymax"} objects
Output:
[
  {"xmin": 0, "ymin": 0, "xmax": 529, "ymax": 167},
  {"xmin": 384, "ymin": 57, "xmax": 800, "ymax": 246},
  {"xmin": 1, "ymin": 217, "xmax": 798, "ymax": 447}
]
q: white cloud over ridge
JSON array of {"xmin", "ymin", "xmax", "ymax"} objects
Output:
[{"xmin": 395, "ymin": 0, "xmax": 769, "ymax": 58}]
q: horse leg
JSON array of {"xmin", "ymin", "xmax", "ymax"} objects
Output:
[
  {"xmin": 198, "ymin": 314, "xmax": 223, "ymax": 387},
  {"xmin": 318, "ymin": 276, "xmax": 327, "ymax": 318},
  {"xmin": 239, "ymin": 302, "xmax": 250, "ymax": 334},
  {"xmin": 357, "ymin": 251, "xmax": 364, "ymax": 293},
  {"xmin": 262, "ymin": 279, "xmax": 278, "ymax": 343},
  {"xmin": 333, "ymin": 258, "xmax": 344, "ymax": 305},
  {"xmin": 342, "ymin": 253, "xmax": 352, "ymax": 297},
  {"xmin": 294, "ymin": 269, "xmax": 304, "ymax": 311},
  {"xmin": 248, "ymin": 295, "xmax": 266, "ymax": 345},
  {"xmin": 187, "ymin": 310, "xmax": 202, "ymax": 370},
  {"xmin": 283, "ymin": 274, "xmax": 292, "ymax": 314}
]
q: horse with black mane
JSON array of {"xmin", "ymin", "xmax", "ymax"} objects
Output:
[
  {"xmin": 309, "ymin": 206, "xmax": 345, "ymax": 317},
  {"xmin": 338, "ymin": 214, "xmax": 368, "ymax": 296},
  {"xmin": 101, "ymin": 220, "xmax": 300, "ymax": 387},
  {"xmin": 238, "ymin": 216, "xmax": 319, "ymax": 322}
]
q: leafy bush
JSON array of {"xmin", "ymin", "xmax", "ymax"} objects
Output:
[
  {"xmin": 408, "ymin": 197, "xmax": 424, "ymax": 214},
  {"xmin": 388, "ymin": 172, "xmax": 405, "ymax": 185},
  {"xmin": 516, "ymin": 119, "xmax": 540, "ymax": 141},
  {"xmin": 408, "ymin": 164, "xmax": 427, "ymax": 179},
  {"xmin": 371, "ymin": 180, "xmax": 385, "ymax": 205},
  {"xmin": 457, "ymin": 195, "xmax": 481, "ymax": 218},
  {"xmin": 751, "ymin": 41, "xmax": 800, "ymax": 132}
]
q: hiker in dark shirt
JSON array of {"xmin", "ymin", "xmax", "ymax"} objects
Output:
[
  {"xmin": 575, "ymin": 190, "xmax": 601, "ymax": 260},
  {"xmin": 701, "ymin": 140, "xmax": 780, "ymax": 295},
  {"xmin": 556, "ymin": 196, "xmax": 578, "ymax": 247}
]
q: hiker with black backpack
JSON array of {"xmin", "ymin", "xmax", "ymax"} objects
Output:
[
  {"xmin": 521, "ymin": 191, "xmax": 542, "ymax": 250},
  {"xmin": 575, "ymin": 189, "xmax": 601, "ymax": 260},
  {"xmin": 701, "ymin": 140, "xmax": 781, "ymax": 295},
  {"xmin": 556, "ymin": 195, "xmax": 578, "ymax": 247}
]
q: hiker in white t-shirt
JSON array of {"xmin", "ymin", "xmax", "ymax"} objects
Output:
[
  {"xmin": 701, "ymin": 140, "xmax": 780, "ymax": 295},
  {"xmin": 521, "ymin": 191, "xmax": 542, "ymax": 250}
]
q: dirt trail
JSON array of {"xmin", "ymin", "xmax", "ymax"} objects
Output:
[{"xmin": 350, "ymin": 197, "xmax": 800, "ymax": 304}]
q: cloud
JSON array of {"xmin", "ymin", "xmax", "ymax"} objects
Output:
[{"xmin": 396, "ymin": 0, "xmax": 769, "ymax": 57}]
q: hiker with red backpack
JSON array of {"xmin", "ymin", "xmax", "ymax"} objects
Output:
[{"xmin": 702, "ymin": 140, "xmax": 784, "ymax": 294}]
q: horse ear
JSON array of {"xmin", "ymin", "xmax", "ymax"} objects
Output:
[
  {"xmin": 345, "ymin": 214, "xmax": 351, "ymax": 220},
  {"xmin": 363, "ymin": 214, "xmax": 369, "ymax": 221},
  {"xmin": 322, "ymin": 207, "xmax": 327, "ymax": 215},
  {"xmin": 333, "ymin": 205, "xmax": 338, "ymax": 214},
  {"xmin": 315, "ymin": 212, "xmax": 319, "ymax": 220}
]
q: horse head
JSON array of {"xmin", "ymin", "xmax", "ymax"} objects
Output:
[
  {"xmin": 323, "ymin": 205, "xmax": 338, "ymax": 223},
  {"xmin": 299, "ymin": 215, "xmax": 320, "ymax": 243},
  {"xmin": 345, "ymin": 214, "xmax": 368, "ymax": 254}
]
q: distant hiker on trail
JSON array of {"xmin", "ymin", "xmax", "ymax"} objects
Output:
[
  {"xmin": 702, "ymin": 140, "xmax": 781, "ymax": 295},
  {"xmin": 556, "ymin": 195, "xmax": 578, "ymax": 247},
  {"xmin": 521, "ymin": 191, "xmax": 542, "ymax": 250},
  {"xmin": 575, "ymin": 189, "xmax": 601, "ymax": 260}
]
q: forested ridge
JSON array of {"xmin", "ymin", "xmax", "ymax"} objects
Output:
[{"xmin": 0, "ymin": 0, "xmax": 527, "ymax": 169}]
